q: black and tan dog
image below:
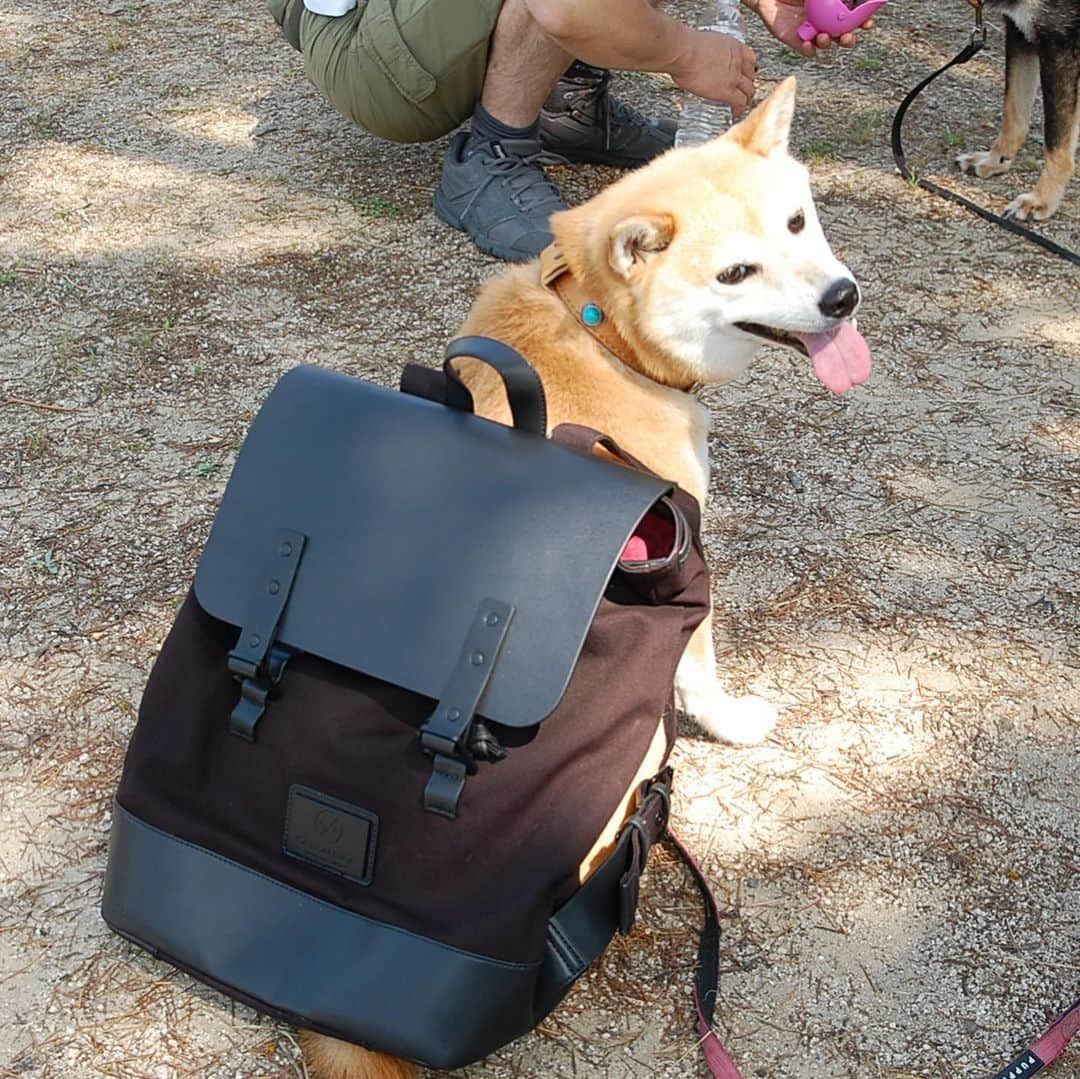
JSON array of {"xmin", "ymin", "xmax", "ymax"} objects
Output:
[{"xmin": 957, "ymin": 0, "xmax": 1080, "ymax": 220}]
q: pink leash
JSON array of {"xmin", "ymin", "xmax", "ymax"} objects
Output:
[
  {"xmin": 990, "ymin": 998, "xmax": 1080, "ymax": 1079},
  {"xmin": 668, "ymin": 826, "xmax": 1077, "ymax": 1079},
  {"xmin": 667, "ymin": 828, "xmax": 746, "ymax": 1078}
]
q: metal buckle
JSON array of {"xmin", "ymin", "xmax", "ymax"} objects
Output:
[{"xmin": 617, "ymin": 770, "xmax": 675, "ymax": 934}]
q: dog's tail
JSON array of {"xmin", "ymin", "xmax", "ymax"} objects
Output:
[{"xmin": 300, "ymin": 1031, "xmax": 418, "ymax": 1079}]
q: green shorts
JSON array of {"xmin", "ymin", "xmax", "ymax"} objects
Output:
[{"xmin": 269, "ymin": 0, "xmax": 504, "ymax": 143}]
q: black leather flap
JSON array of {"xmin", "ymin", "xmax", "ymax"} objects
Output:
[{"xmin": 193, "ymin": 366, "xmax": 672, "ymax": 728}]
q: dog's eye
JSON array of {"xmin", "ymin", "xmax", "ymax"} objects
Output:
[
  {"xmin": 788, "ymin": 210, "xmax": 805, "ymax": 234},
  {"xmin": 717, "ymin": 264, "xmax": 758, "ymax": 285}
]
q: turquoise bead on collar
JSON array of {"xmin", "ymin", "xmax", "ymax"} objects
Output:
[{"xmin": 581, "ymin": 303, "xmax": 604, "ymax": 327}]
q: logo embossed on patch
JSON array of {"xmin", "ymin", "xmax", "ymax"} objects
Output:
[{"xmin": 283, "ymin": 785, "xmax": 378, "ymax": 886}]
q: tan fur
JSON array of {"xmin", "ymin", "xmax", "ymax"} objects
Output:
[
  {"xmin": 456, "ymin": 77, "xmax": 804, "ymax": 502},
  {"xmin": 957, "ymin": 47, "xmax": 1039, "ymax": 178},
  {"xmin": 1007, "ymin": 132, "xmax": 1079, "ymax": 219},
  {"xmin": 300, "ymin": 1033, "xmax": 418, "ymax": 1079},
  {"xmin": 456, "ymin": 264, "xmax": 712, "ymax": 500},
  {"xmin": 994, "ymin": 46, "xmax": 1040, "ymax": 164},
  {"xmin": 303, "ymin": 78, "xmax": 846, "ymax": 1079},
  {"xmin": 457, "ymin": 79, "xmax": 815, "ymax": 755}
]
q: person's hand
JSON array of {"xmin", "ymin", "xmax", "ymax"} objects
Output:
[
  {"xmin": 669, "ymin": 29, "xmax": 758, "ymax": 115},
  {"xmin": 747, "ymin": 0, "xmax": 875, "ymax": 57}
]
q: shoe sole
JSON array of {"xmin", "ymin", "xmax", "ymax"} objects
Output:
[
  {"xmin": 542, "ymin": 146, "xmax": 663, "ymax": 169},
  {"xmin": 433, "ymin": 188, "xmax": 544, "ymax": 263}
]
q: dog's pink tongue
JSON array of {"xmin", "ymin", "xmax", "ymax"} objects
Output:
[{"xmin": 797, "ymin": 323, "xmax": 872, "ymax": 394}]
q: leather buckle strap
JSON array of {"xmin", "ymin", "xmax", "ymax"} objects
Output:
[
  {"xmin": 666, "ymin": 827, "xmax": 746, "ymax": 1078},
  {"xmin": 227, "ymin": 529, "xmax": 306, "ymax": 741},
  {"xmin": 618, "ymin": 768, "xmax": 673, "ymax": 934},
  {"xmin": 227, "ymin": 529, "xmax": 305, "ymax": 680},
  {"xmin": 419, "ymin": 599, "xmax": 514, "ymax": 819}
]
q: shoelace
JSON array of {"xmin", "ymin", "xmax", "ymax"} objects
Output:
[
  {"xmin": 559, "ymin": 69, "xmax": 661, "ymax": 148},
  {"xmin": 461, "ymin": 143, "xmax": 568, "ymax": 219}
]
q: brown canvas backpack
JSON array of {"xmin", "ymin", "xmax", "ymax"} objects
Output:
[{"xmin": 102, "ymin": 337, "xmax": 726, "ymax": 1072}]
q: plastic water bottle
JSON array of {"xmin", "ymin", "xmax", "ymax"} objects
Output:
[{"xmin": 675, "ymin": 0, "xmax": 747, "ymax": 147}]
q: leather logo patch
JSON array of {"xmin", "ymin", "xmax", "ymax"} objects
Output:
[{"xmin": 283, "ymin": 785, "xmax": 378, "ymax": 886}]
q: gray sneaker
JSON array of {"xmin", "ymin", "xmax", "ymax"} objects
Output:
[
  {"xmin": 433, "ymin": 132, "xmax": 569, "ymax": 262},
  {"xmin": 540, "ymin": 66, "xmax": 676, "ymax": 169}
]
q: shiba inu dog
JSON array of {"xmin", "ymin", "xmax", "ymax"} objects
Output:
[
  {"xmin": 303, "ymin": 76, "xmax": 870, "ymax": 1079},
  {"xmin": 957, "ymin": 0, "xmax": 1080, "ymax": 220}
]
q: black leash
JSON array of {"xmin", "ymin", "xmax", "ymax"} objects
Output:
[{"xmin": 890, "ymin": 9, "xmax": 1080, "ymax": 267}]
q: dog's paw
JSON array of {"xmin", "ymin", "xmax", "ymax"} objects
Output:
[
  {"xmin": 956, "ymin": 150, "xmax": 1013, "ymax": 179},
  {"xmin": 676, "ymin": 682, "xmax": 778, "ymax": 745},
  {"xmin": 1003, "ymin": 190, "xmax": 1058, "ymax": 221}
]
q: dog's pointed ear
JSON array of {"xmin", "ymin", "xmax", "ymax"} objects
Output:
[
  {"xmin": 729, "ymin": 76, "xmax": 796, "ymax": 158},
  {"xmin": 609, "ymin": 214, "xmax": 675, "ymax": 279}
]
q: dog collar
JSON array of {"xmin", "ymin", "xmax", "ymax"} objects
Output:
[
  {"xmin": 539, "ymin": 244, "xmax": 697, "ymax": 393},
  {"xmin": 539, "ymin": 244, "xmax": 640, "ymax": 369}
]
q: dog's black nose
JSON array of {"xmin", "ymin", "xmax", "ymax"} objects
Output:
[{"xmin": 819, "ymin": 278, "xmax": 859, "ymax": 319}]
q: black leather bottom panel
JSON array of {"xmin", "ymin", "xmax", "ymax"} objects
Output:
[{"xmin": 102, "ymin": 802, "xmax": 541, "ymax": 1069}]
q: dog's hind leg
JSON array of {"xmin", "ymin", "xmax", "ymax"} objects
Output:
[
  {"xmin": 674, "ymin": 617, "xmax": 777, "ymax": 745},
  {"xmin": 957, "ymin": 19, "xmax": 1039, "ymax": 178},
  {"xmin": 1005, "ymin": 34, "xmax": 1080, "ymax": 220}
]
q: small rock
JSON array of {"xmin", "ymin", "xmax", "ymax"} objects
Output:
[{"xmin": 786, "ymin": 470, "xmax": 804, "ymax": 492}]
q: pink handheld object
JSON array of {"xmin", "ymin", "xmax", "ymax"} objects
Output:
[{"xmin": 797, "ymin": 0, "xmax": 886, "ymax": 41}]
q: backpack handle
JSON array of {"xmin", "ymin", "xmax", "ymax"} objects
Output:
[
  {"xmin": 551, "ymin": 423, "xmax": 654, "ymax": 474},
  {"xmin": 443, "ymin": 336, "xmax": 547, "ymax": 435}
]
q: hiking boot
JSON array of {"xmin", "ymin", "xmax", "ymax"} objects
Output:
[
  {"xmin": 540, "ymin": 64, "xmax": 676, "ymax": 169},
  {"xmin": 433, "ymin": 132, "xmax": 569, "ymax": 262}
]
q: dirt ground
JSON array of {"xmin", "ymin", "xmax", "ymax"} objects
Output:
[{"xmin": 1, "ymin": 1, "xmax": 1078, "ymax": 1077}]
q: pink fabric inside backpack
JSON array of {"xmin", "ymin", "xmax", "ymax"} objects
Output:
[{"xmin": 620, "ymin": 505, "xmax": 676, "ymax": 563}]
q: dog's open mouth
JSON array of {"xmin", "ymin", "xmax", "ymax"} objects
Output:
[
  {"xmin": 736, "ymin": 320, "xmax": 873, "ymax": 394},
  {"xmin": 736, "ymin": 322, "xmax": 808, "ymax": 355}
]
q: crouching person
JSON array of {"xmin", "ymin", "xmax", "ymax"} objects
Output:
[{"xmin": 266, "ymin": 0, "xmax": 757, "ymax": 260}]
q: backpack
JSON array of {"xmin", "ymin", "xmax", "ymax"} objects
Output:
[{"xmin": 101, "ymin": 337, "xmax": 731, "ymax": 1073}]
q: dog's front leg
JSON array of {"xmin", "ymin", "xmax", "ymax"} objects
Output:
[
  {"xmin": 957, "ymin": 19, "xmax": 1039, "ymax": 179},
  {"xmin": 674, "ymin": 616, "xmax": 777, "ymax": 745},
  {"xmin": 1004, "ymin": 33, "xmax": 1079, "ymax": 221}
]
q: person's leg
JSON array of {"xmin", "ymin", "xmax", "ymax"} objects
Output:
[
  {"xmin": 480, "ymin": 0, "xmax": 572, "ymax": 127},
  {"xmin": 434, "ymin": 0, "xmax": 676, "ymax": 261},
  {"xmin": 479, "ymin": 0, "xmax": 675, "ymax": 163},
  {"xmin": 479, "ymin": 0, "xmax": 673, "ymax": 134},
  {"xmin": 434, "ymin": 0, "xmax": 570, "ymax": 261}
]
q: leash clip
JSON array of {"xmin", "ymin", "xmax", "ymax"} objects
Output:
[{"xmin": 970, "ymin": 2, "xmax": 986, "ymax": 47}]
